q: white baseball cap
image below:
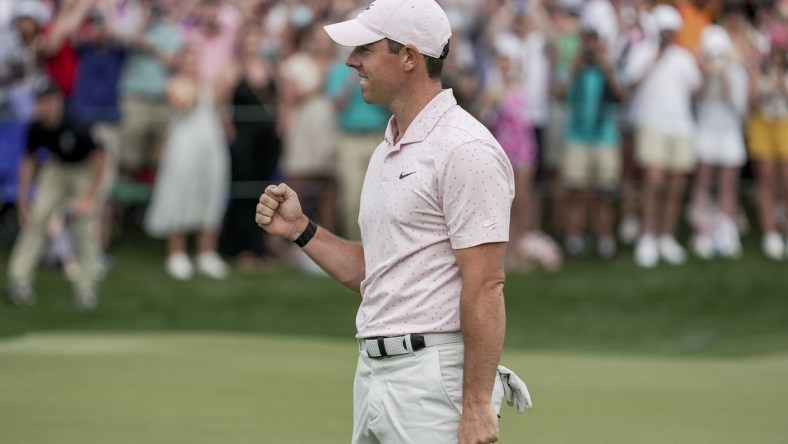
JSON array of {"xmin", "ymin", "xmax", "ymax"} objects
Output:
[
  {"xmin": 652, "ymin": 4, "xmax": 683, "ymax": 32},
  {"xmin": 13, "ymin": 0, "xmax": 51, "ymax": 27},
  {"xmin": 323, "ymin": 0, "xmax": 452, "ymax": 59},
  {"xmin": 701, "ymin": 25, "xmax": 732, "ymax": 57},
  {"xmin": 494, "ymin": 32, "xmax": 522, "ymax": 62}
]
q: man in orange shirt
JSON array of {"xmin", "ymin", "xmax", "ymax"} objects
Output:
[{"xmin": 675, "ymin": 0, "xmax": 722, "ymax": 53}]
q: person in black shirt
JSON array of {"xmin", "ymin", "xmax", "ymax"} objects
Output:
[{"xmin": 6, "ymin": 79, "xmax": 106, "ymax": 310}]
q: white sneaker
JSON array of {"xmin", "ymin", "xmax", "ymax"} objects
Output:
[
  {"xmin": 691, "ymin": 234, "xmax": 714, "ymax": 259},
  {"xmin": 713, "ymin": 215, "xmax": 742, "ymax": 259},
  {"xmin": 762, "ymin": 231, "xmax": 784, "ymax": 261},
  {"xmin": 166, "ymin": 253, "xmax": 194, "ymax": 280},
  {"xmin": 197, "ymin": 252, "xmax": 229, "ymax": 279},
  {"xmin": 658, "ymin": 235, "xmax": 687, "ymax": 265},
  {"xmin": 619, "ymin": 216, "xmax": 640, "ymax": 246},
  {"xmin": 635, "ymin": 235, "xmax": 659, "ymax": 268}
]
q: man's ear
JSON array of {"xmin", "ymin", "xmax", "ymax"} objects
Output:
[{"xmin": 401, "ymin": 44, "xmax": 420, "ymax": 72}]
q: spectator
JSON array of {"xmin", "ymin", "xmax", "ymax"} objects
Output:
[
  {"xmin": 143, "ymin": 46, "xmax": 232, "ymax": 280},
  {"xmin": 6, "ymin": 79, "xmax": 106, "ymax": 310},
  {"xmin": 746, "ymin": 24, "xmax": 788, "ymax": 260},
  {"xmin": 220, "ymin": 23, "xmax": 282, "ymax": 272},
  {"xmin": 67, "ymin": 0, "xmax": 127, "ymax": 260},
  {"xmin": 543, "ymin": 0, "xmax": 582, "ymax": 238},
  {"xmin": 615, "ymin": 0, "xmax": 656, "ymax": 246},
  {"xmin": 626, "ymin": 4, "xmax": 702, "ymax": 268},
  {"xmin": 555, "ymin": 24, "xmax": 625, "ymax": 259},
  {"xmin": 479, "ymin": 31, "xmax": 537, "ymax": 268},
  {"xmin": 1, "ymin": 0, "xmax": 48, "ymax": 208},
  {"xmin": 516, "ymin": 4, "xmax": 554, "ymax": 235},
  {"xmin": 325, "ymin": 41, "xmax": 390, "ymax": 241},
  {"xmin": 117, "ymin": 0, "xmax": 183, "ymax": 178},
  {"xmin": 688, "ymin": 24, "xmax": 749, "ymax": 259},
  {"xmin": 278, "ymin": 21, "xmax": 338, "ymax": 233}
]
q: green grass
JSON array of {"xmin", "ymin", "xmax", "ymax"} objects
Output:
[
  {"xmin": 2, "ymin": 232, "xmax": 787, "ymax": 356},
  {"xmin": 2, "ymin": 231, "xmax": 788, "ymax": 442},
  {"xmin": 0, "ymin": 333, "xmax": 786, "ymax": 443}
]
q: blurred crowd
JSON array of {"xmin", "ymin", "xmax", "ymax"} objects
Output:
[{"xmin": 2, "ymin": 0, "xmax": 788, "ymax": 291}]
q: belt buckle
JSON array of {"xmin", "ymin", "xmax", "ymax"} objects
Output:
[
  {"xmin": 410, "ymin": 334, "xmax": 426, "ymax": 351},
  {"xmin": 364, "ymin": 334, "xmax": 427, "ymax": 358}
]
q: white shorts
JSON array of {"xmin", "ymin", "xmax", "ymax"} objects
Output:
[
  {"xmin": 352, "ymin": 342, "xmax": 505, "ymax": 444},
  {"xmin": 694, "ymin": 129, "xmax": 747, "ymax": 167}
]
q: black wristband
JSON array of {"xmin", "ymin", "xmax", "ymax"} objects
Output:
[{"xmin": 293, "ymin": 219, "xmax": 317, "ymax": 248}]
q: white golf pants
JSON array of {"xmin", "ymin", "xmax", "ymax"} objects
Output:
[{"xmin": 352, "ymin": 342, "xmax": 505, "ymax": 444}]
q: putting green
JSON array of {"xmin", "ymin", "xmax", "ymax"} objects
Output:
[{"xmin": 0, "ymin": 333, "xmax": 786, "ymax": 443}]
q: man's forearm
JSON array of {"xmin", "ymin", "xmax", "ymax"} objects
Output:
[
  {"xmin": 300, "ymin": 221, "xmax": 366, "ymax": 293},
  {"xmin": 460, "ymin": 286, "xmax": 506, "ymax": 407}
]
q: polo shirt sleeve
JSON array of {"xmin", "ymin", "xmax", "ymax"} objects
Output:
[{"xmin": 440, "ymin": 140, "xmax": 515, "ymax": 250}]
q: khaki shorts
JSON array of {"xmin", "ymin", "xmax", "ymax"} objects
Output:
[
  {"xmin": 635, "ymin": 127, "xmax": 695, "ymax": 172},
  {"xmin": 561, "ymin": 143, "xmax": 620, "ymax": 191},
  {"xmin": 119, "ymin": 95, "xmax": 171, "ymax": 171},
  {"xmin": 352, "ymin": 342, "xmax": 505, "ymax": 444}
]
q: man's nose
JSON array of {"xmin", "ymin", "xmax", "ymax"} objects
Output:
[{"xmin": 346, "ymin": 48, "xmax": 360, "ymax": 68}]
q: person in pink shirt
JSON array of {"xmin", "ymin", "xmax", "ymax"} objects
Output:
[
  {"xmin": 255, "ymin": 1, "xmax": 531, "ymax": 443},
  {"xmin": 185, "ymin": 0, "xmax": 242, "ymax": 87}
]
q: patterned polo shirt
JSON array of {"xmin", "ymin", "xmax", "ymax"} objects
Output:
[{"xmin": 357, "ymin": 89, "xmax": 515, "ymax": 338}]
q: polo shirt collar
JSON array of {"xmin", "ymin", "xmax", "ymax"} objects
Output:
[{"xmin": 384, "ymin": 89, "xmax": 457, "ymax": 151}]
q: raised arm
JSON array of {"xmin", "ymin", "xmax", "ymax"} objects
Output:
[
  {"xmin": 41, "ymin": 0, "xmax": 97, "ymax": 55},
  {"xmin": 256, "ymin": 184, "xmax": 366, "ymax": 293}
]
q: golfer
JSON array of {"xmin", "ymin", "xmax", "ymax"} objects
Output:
[{"xmin": 256, "ymin": 1, "xmax": 528, "ymax": 442}]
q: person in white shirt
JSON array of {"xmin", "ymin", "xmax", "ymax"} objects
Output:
[
  {"xmin": 255, "ymin": 1, "xmax": 531, "ymax": 443},
  {"xmin": 688, "ymin": 25, "xmax": 749, "ymax": 259},
  {"xmin": 625, "ymin": 4, "xmax": 702, "ymax": 268}
]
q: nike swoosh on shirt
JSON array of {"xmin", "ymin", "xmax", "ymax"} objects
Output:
[
  {"xmin": 399, "ymin": 171, "xmax": 416, "ymax": 179},
  {"xmin": 482, "ymin": 220, "xmax": 501, "ymax": 228}
]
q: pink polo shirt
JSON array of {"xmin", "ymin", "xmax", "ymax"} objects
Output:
[{"xmin": 357, "ymin": 89, "xmax": 515, "ymax": 338}]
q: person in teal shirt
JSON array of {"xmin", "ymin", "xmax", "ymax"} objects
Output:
[
  {"xmin": 555, "ymin": 27, "xmax": 625, "ymax": 259},
  {"xmin": 324, "ymin": 60, "xmax": 390, "ymax": 240}
]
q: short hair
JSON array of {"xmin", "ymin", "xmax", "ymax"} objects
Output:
[{"xmin": 386, "ymin": 39, "xmax": 448, "ymax": 80}]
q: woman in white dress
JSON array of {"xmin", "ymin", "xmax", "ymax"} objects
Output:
[{"xmin": 144, "ymin": 46, "xmax": 232, "ymax": 280}]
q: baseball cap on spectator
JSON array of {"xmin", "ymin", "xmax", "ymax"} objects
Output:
[
  {"xmin": 652, "ymin": 4, "xmax": 683, "ymax": 32},
  {"xmin": 12, "ymin": 0, "xmax": 50, "ymax": 27},
  {"xmin": 323, "ymin": 0, "xmax": 452, "ymax": 59},
  {"xmin": 701, "ymin": 25, "xmax": 732, "ymax": 57},
  {"xmin": 579, "ymin": 11, "xmax": 602, "ymax": 36},
  {"xmin": 556, "ymin": 0, "xmax": 583, "ymax": 14},
  {"xmin": 494, "ymin": 32, "xmax": 522, "ymax": 62}
]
